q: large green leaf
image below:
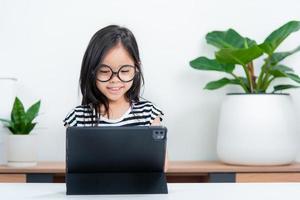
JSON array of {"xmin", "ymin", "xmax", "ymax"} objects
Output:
[
  {"xmin": 215, "ymin": 45, "xmax": 263, "ymax": 65},
  {"xmin": 269, "ymin": 70, "xmax": 286, "ymax": 77},
  {"xmin": 0, "ymin": 118, "xmax": 11, "ymax": 125},
  {"xmin": 204, "ymin": 77, "xmax": 240, "ymax": 90},
  {"xmin": 273, "ymin": 84, "xmax": 300, "ymax": 93},
  {"xmin": 11, "ymin": 97, "xmax": 26, "ymax": 131},
  {"xmin": 269, "ymin": 45, "xmax": 300, "ymax": 65},
  {"xmin": 269, "ymin": 69, "xmax": 300, "ymax": 83},
  {"xmin": 24, "ymin": 123, "xmax": 37, "ymax": 135},
  {"xmin": 259, "ymin": 21, "xmax": 300, "ymax": 55},
  {"xmin": 9, "ymin": 121, "xmax": 25, "ymax": 134},
  {"xmin": 269, "ymin": 65, "xmax": 294, "ymax": 77},
  {"xmin": 7, "ymin": 121, "xmax": 18, "ymax": 134},
  {"xmin": 8, "ymin": 126, "xmax": 16, "ymax": 134},
  {"xmin": 26, "ymin": 100, "xmax": 41, "ymax": 123},
  {"xmin": 272, "ymin": 65, "xmax": 294, "ymax": 72},
  {"xmin": 206, "ymin": 29, "xmax": 256, "ymax": 49},
  {"xmin": 190, "ymin": 57, "xmax": 235, "ymax": 73},
  {"xmin": 286, "ymin": 73, "xmax": 300, "ymax": 83}
]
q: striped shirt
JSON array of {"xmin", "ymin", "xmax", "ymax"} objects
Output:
[{"xmin": 63, "ymin": 100, "xmax": 164, "ymax": 127}]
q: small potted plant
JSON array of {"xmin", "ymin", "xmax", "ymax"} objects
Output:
[
  {"xmin": 190, "ymin": 20, "xmax": 300, "ymax": 165},
  {"xmin": 0, "ymin": 97, "xmax": 41, "ymax": 167}
]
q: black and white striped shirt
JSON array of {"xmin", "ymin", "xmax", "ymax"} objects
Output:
[{"xmin": 63, "ymin": 100, "xmax": 164, "ymax": 127}]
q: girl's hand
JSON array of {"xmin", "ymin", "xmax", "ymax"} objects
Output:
[
  {"xmin": 151, "ymin": 116, "xmax": 161, "ymax": 126},
  {"xmin": 164, "ymin": 151, "xmax": 168, "ymax": 173},
  {"xmin": 151, "ymin": 116, "xmax": 168, "ymax": 172}
]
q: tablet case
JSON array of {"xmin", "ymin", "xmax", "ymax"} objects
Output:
[{"xmin": 66, "ymin": 126, "xmax": 168, "ymax": 195}]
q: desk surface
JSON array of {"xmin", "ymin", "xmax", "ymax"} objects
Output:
[
  {"xmin": 1, "ymin": 161, "xmax": 300, "ymax": 173},
  {"xmin": 1, "ymin": 183, "xmax": 300, "ymax": 200}
]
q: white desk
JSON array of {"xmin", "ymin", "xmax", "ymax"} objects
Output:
[{"xmin": 1, "ymin": 183, "xmax": 300, "ymax": 199}]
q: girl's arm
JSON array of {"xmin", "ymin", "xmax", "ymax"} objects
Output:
[{"xmin": 151, "ymin": 116, "xmax": 168, "ymax": 173}]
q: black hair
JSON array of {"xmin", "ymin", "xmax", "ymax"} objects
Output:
[{"xmin": 79, "ymin": 25, "xmax": 144, "ymax": 125}]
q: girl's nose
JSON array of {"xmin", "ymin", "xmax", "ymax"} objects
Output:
[{"xmin": 110, "ymin": 73, "xmax": 120, "ymax": 83}]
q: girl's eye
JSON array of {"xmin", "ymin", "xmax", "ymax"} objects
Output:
[
  {"xmin": 121, "ymin": 70, "xmax": 129, "ymax": 73},
  {"xmin": 100, "ymin": 70, "xmax": 110, "ymax": 73}
]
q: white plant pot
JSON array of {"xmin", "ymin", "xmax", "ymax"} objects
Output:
[
  {"xmin": 0, "ymin": 132, "xmax": 8, "ymax": 165},
  {"xmin": 217, "ymin": 94, "xmax": 298, "ymax": 166},
  {"xmin": 7, "ymin": 134, "xmax": 38, "ymax": 167},
  {"xmin": 0, "ymin": 78, "xmax": 17, "ymax": 165}
]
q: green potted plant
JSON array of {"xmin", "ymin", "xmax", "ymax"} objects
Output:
[
  {"xmin": 0, "ymin": 97, "xmax": 41, "ymax": 167},
  {"xmin": 190, "ymin": 20, "xmax": 300, "ymax": 165}
]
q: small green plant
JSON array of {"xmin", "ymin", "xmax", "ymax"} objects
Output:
[
  {"xmin": 190, "ymin": 20, "xmax": 300, "ymax": 93},
  {"xmin": 0, "ymin": 97, "xmax": 41, "ymax": 135}
]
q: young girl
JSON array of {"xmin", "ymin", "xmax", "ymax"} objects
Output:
[
  {"xmin": 63, "ymin": 25, "xmax": 167, "ymax": 170},
  {"xmin": 63, "ymin": 25, "xmax": 164, "ymax": 127}
]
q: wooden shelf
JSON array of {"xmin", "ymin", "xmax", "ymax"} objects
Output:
[
  {"xmin": 0, "ymin": 162, "xmax": 65, "ymax": 173},
  {"xmin": 167, "ymin": 161, "xmax": 300, "ymax": 173},
  {"xmin": 1, "ymin": 161, "xmax": 300, "ymax": 183}
]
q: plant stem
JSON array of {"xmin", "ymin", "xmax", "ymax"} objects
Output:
[
  {"xmin": 247, "ymin": 61, "xmax": 256, "ymax": 92},
  {"xmin": 242, "ymin": 64, "xmax": 253, "ymax": 93},
  {"xmin": 257, "ymin": 63, "xmax": 266, "ymax": 90},
  {"xmin": 258, "ymin": 56, "xmax": 272, "ymax": 92},
  {"xmin": 242, "ymin": 39, "xmax": 254, "ymax": 93},
  {"xmin": 263, "ymin": 76, "xmax": 275, "ymax": 91},
  {"xmin": 262, "ymin": 73, "xmax": 271, "ymax": 90},
  {"xmin": 229, "ymin": 72, "xmax": 249, "ymax": 93}
]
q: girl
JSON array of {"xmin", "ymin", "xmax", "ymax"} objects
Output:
[
  {"xmin": 63, "ymin": 25, "xmax": 164, "ymax": 127},
  {"xmin": 63, "ymin": 25, "xmax": 167, "ymax": 169}
]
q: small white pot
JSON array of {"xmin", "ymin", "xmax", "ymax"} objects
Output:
[
  {"xmin": 7, "ymin": 134, "xmax": 38, "ymax": 167},
  {"xmin": 217, "ymin": 94, "xmax": 298, "ymax": 166},
  {"xmin": 0, "ymin": 132, "xmax": 8, "ymax": 165}
]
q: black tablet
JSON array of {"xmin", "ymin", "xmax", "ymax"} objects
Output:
[{"xmin": 66, "ymin": 126, "xmax": 168, "ymax": 195}]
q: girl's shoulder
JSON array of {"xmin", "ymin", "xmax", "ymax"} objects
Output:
[
  {"xmin": 132, "ymin": 99, "xmax": 164, "ymax": 123},
  {"xmin": 63, "ymin": 104, "xmax": 93, "ymax": 127},
  {"xmin": 132, "ymin": 100, "xmax": 162, "ymax": 111}
]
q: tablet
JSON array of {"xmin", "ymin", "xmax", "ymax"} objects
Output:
[{"xmin": 66, "ymin": 126, "xmax": 168, "ymax": 195}]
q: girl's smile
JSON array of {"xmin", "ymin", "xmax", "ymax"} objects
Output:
[{"xmin": 106, "ymin": 86, "xmax": 125, "ymax": 94}]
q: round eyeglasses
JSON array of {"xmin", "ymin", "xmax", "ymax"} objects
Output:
[{"xmin": 96, "ymin": 64, "xmax": 137, "ymax": 82}]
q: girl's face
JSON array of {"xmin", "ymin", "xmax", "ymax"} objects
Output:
[{"xmin": 96, "ymin": 43, "xmax": 135, "ymax": 103}]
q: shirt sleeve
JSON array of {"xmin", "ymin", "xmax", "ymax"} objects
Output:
[
  {"xmin": 150, "ymin": 104, "xmax": 164, "ymax": 125},
  {"xmin": 63, "ymin": 109, "xmax": 77, "ymax": 127}
]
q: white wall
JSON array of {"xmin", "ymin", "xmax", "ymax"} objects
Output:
[{"xmin": 1, "ymin": 0, "xmax": 300, "ymax": 161}]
